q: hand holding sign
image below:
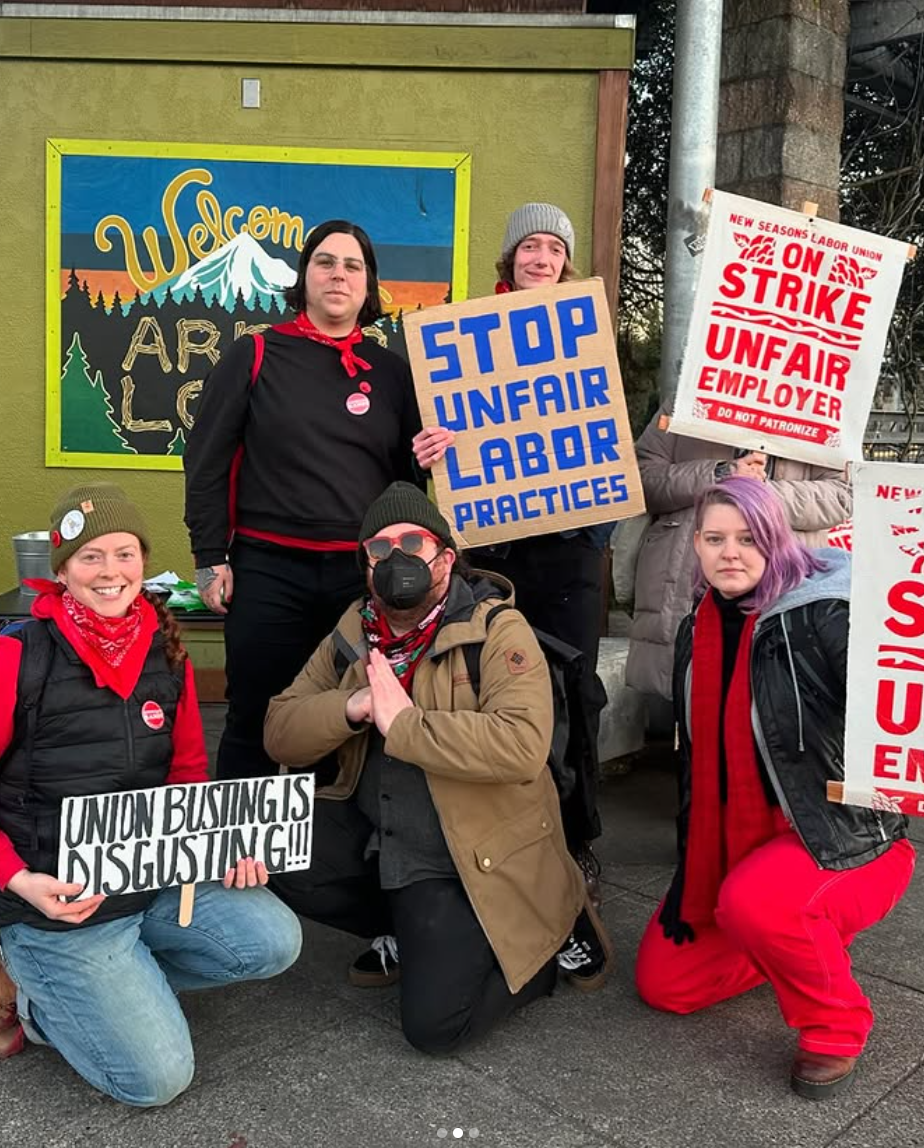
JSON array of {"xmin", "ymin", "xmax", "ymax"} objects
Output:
[
  {"xmin": 735, "ymin": 451, "xmax": 769, "ymax": 481},
  {"xmin": 222, "ymin": 856, "xmax": 269, "ymax": 890},
  {"xmin": 367, "ymin": 649, "xmax": 414, "ymax": 737},
  {"xmin": 413, "ymin": 426, "xmax": 456, "ymax": 470},
  {"xmin": 6, "ymin": 870, "xmax": 106, "ymax": 925}
]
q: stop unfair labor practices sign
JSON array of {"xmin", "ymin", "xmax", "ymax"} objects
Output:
[
  {"xmin": 841, "ymin": 462, "xmax": 924, "ymax": 818},
  {"xmin": 403, "ymin": 279, "xmax": 645, "ymax": 548},
  {"xmin": 670, "ymin": 191, "xmax": 910, "ymax": 468},
  {"xmin": 57, "ymin": 775, "xmax": 314, "ymax": 898}
]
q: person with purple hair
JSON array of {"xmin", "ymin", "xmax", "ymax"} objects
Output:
[{"xmin": 635, "ymin": 477, "xmax": 915, "ymax": 1100}]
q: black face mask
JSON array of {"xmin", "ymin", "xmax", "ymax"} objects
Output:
[{"xmin": 372, "ymin": 550, "xmax": 436, "ymax": 610}]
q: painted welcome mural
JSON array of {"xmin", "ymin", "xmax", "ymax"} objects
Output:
[{"xmin": 46, "ymin": 140, "xmax": 471, "ymax": 470}]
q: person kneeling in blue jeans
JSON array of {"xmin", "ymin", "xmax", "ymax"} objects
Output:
[{"xmin": 0, "ymin": 483, "xmax": 302, "ymax": 1105}]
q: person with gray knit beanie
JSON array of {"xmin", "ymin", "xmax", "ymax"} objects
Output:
[
  {"xmin": 412, "ymin": 199, "xmax": 611, "ymax": 923},
  {"xmin": 500, "ymin": 202, "xmax": 575, "ymax": 262}
]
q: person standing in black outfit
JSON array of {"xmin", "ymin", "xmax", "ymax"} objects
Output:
[
  {"xmin": 413, "ymin": 203, "xmax": 611, "ymax": 889},
  {"xmin": 185, "ymin": 220, "xmax": 421, "ymax": 781}
]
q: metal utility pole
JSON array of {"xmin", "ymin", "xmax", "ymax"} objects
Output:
[{"xmin": 659, "ymin": 0, "xmax": 724, "ymax": 405}]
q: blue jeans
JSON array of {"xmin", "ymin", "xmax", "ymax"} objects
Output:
[{"xmin": 0, "ymin": 882, "xmax": 302, "ymax": 1106}]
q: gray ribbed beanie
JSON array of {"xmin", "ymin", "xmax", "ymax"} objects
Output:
[{"xmin": 501, "ymin": 202, "xmax": 575, "ymax": 260}]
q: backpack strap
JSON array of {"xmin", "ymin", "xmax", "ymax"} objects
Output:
[
  {"xmin": 7, "ymin": 621, "xmax": 53, "ymax": 716},
  {"xmin": 332, "ymin": 628, "xmax": 366, "ymax": 683},
  {"xmin": 250, "ymin": 332, "xmax": 265, "ymax": 386},
  {"xmin": 0, "ymin": 622, "xmax": 54, "ymax": 826},
  {"xmin": 462, "ymin": 602, "xmax": 514, "ymax": 696}
]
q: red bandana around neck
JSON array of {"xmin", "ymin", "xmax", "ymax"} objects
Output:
[
  {"xmin": 292, "ymin": 312, "xmax": 372, "ymax": 379},
  {"xmin": 360, "ymin": 593, "xmax": 448, "ymax": 694},
  {"xmin": 680, "ymin": 590, "xmax": 778, "ymax": 928},
  {"xmin": 28, "ymin": 580, "xmax": 159, "ymax": 700},
  {"xmin": 494, "ymin": 281, "xmax": 514, "ymax": 294}
]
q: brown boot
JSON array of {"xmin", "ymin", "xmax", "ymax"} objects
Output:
[
  {"xmin": 0, "ymin": 1022, "xmax": 25, "ymax": 1060},
  {"xmin": 791, "ymin": 1050, "xmax": 858, "ymax": 1099},
  {"xmin": 0, "ymin": 964, "xmax": 25, "ymax": 1060}
]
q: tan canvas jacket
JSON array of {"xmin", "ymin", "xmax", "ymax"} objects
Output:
[{"xmin": 264, "ymin": 574, "xmax": 585, "ymax": 994}]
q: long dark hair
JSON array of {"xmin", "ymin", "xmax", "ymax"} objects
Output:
[{"xmin": 284, "ymin": 220, "xmax": 384, "ymax": 327}]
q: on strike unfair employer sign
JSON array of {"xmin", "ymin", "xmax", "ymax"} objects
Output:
[
  {"xmin": 841, "ymin": 462, "xmax": 924, "ymax": 818},
  {"xmin": 670, "ymin": 191, "xmax": 909, "ymax": 468},
  {"xmin": 58, "ymin": 775, "xmax": 314, "ymax": 897},
  {"xmin": 404, "ymin": 279, "xmax": 645, "ymax": 548}
]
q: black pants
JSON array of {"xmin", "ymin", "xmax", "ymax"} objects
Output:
[
  {"xmin": 270, "ymin": 798, "xmax": 557, "ymax": 1055},
  {"xmin": 217, "ymin": 541, "xmax": 365, "ymax": 781},
  {"xmin": 474, "ymin": 533, "xmax": 607, "ymax": 849}
]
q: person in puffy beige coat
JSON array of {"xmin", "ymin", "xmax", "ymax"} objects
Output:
[
  {"xmin": 625, "ymin": 405, "xmax": 852, "ymax": 702},
  {"xmin": 265, "ymin": 483, "xmax": 608, "ymax": 1056}
]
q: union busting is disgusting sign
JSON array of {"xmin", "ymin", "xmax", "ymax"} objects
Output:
[
  {"xmin": 669, "ymin": 190, "xmax": 909, "ymax": 468},
  {"xmin": 58, "ymin": 775, "xmax": 314, "ymax": 898},
  {"xmin": 404, "ymin": 279, "xmax": 645, "ymax": 548}
]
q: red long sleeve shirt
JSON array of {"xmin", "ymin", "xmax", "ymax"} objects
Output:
[{"xmin": 0, "ymin": 637, "xmax": 209, "ymax": 889}]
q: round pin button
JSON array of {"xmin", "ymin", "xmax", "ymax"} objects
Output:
[
  {"xmin": 346, "ymin": 393, "xmax": 371, "ymax": 416},
  {"xmin": 60, "ymin": 509, "xmax": 86, "ymax": 541},
  {"xmin": 141, "ymin": 700, "xmax": 165, "ymax": 730}
]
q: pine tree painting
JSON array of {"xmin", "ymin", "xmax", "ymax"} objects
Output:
[
  {"xmin": 166, "ymin": 428, "xmax": 186, "ymax": 456},
  {"xmin": 60, "ymin": 333, "xmax": 136, "ymax": 454}
]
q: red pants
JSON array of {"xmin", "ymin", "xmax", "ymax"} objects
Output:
[{"xmin": 636, "ymin": 828, "xmax": 916, "ymax": 1056}]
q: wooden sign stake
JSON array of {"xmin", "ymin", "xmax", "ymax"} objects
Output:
[
  {"xmin": 801, "ymin": 200, "xmax": 819, "ymax": 217},
  {"xmin": 178, "ymin": 883, "xmax": 196, "ymax": 928},
  {"xmin": 827, "ymin": 780, "xmax": 844, "ymax": 804}
]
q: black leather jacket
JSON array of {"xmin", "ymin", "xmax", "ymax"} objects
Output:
[{"xmin": 663, "ymin": 552, "xmax": 907, "ymax": 939}]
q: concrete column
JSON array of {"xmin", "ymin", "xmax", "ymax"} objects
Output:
[{"xmin": 717, "ymin": 0, "xmax": 850, "ymax": 221}]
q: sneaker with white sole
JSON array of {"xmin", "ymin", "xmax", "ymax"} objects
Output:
[
  {"xmin": 348, "ymin": 934, "xmax": 400, "ymax": 988},
  {"xmin": 557, "ymin": 902, "xmax": 614, "ymax": 992}
]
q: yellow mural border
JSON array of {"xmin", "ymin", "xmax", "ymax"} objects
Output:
[{"xmin": 45, "ymin": 138, "xmax": 473, "ymax": 472}]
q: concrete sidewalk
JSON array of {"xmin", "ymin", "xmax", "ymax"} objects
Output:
[{"xmin": 2, "ymin": 712, "xmax": 923, "ymax": 1148}]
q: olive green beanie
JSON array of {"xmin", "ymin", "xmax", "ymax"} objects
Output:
[
  {"xmin": 357, "ymin": 482, "xmax": 456, "ymax": 566},
  {"xmin": 49, "ymin": 484, "xmax": 151, "ymax": 573}
]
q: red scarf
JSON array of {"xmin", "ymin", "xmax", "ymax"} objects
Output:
[
  {"xmin": 680, "ymin": 591, "xmax": 778, "ymax": 927},
  {"xmin": 27, "ymin": 579, "xmax": 159, "ymax": 700},
  {"xmin": 289, "ymin": 312, "xmax": 372, "ymax": 379},
  {"xmin": 360, "ymin": 593, "xmax": 447, "ymax": 694}
]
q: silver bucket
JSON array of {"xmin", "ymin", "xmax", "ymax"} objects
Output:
[{"xmin": 12, "ymin": 531, "xmax": 54, "ymax": 595}]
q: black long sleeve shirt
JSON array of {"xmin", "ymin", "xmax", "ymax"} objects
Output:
[{"xmin": 184, "ymin": 329, "xmax": 422, "ymax": 566}]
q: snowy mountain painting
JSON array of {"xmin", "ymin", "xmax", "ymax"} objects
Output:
[{"xmin": 144, "ymin": 232, "xmax": 297, "ymax": 311}]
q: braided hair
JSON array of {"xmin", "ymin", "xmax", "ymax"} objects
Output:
[{"xmin": 141, "ymin": 589, "xmax": 188, "ymax": 671}]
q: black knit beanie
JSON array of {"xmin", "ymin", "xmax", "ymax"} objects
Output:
[{"xmin": 357, "ymin": 482, "xmax": 456, "ymax": 566}]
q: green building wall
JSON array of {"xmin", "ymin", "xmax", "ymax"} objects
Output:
[{"xmin": 0, "ymin": 17, "xmax": 632, "ymax": 589}]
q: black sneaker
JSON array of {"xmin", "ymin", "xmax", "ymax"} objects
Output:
[
  {"xmin": 348, "ymin": 935, "xmax": 400, "ymax": 988},
  {"xmin": 557, "ymin": 902, "xmax": 613, "ymax": 992}
]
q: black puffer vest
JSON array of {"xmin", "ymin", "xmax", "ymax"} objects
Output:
[{"xmin": 0, "ymin": 620, "xmax": 183, "ymax": 931}]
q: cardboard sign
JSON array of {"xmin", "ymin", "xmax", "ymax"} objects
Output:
[
  {"xmin": 670, "ymin": 191, "xmax": 909, "ymax": 468},
  {"xmin": 58, "ymin": 775, "xmax": 314, "ymax": 898},
  {"xmin": 841, "ymin": 462, "xmax": 924, "ymax": 818},
  {"xmin": 404, "ymin": 279, "xmax": 645, "ymax": 548}
]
